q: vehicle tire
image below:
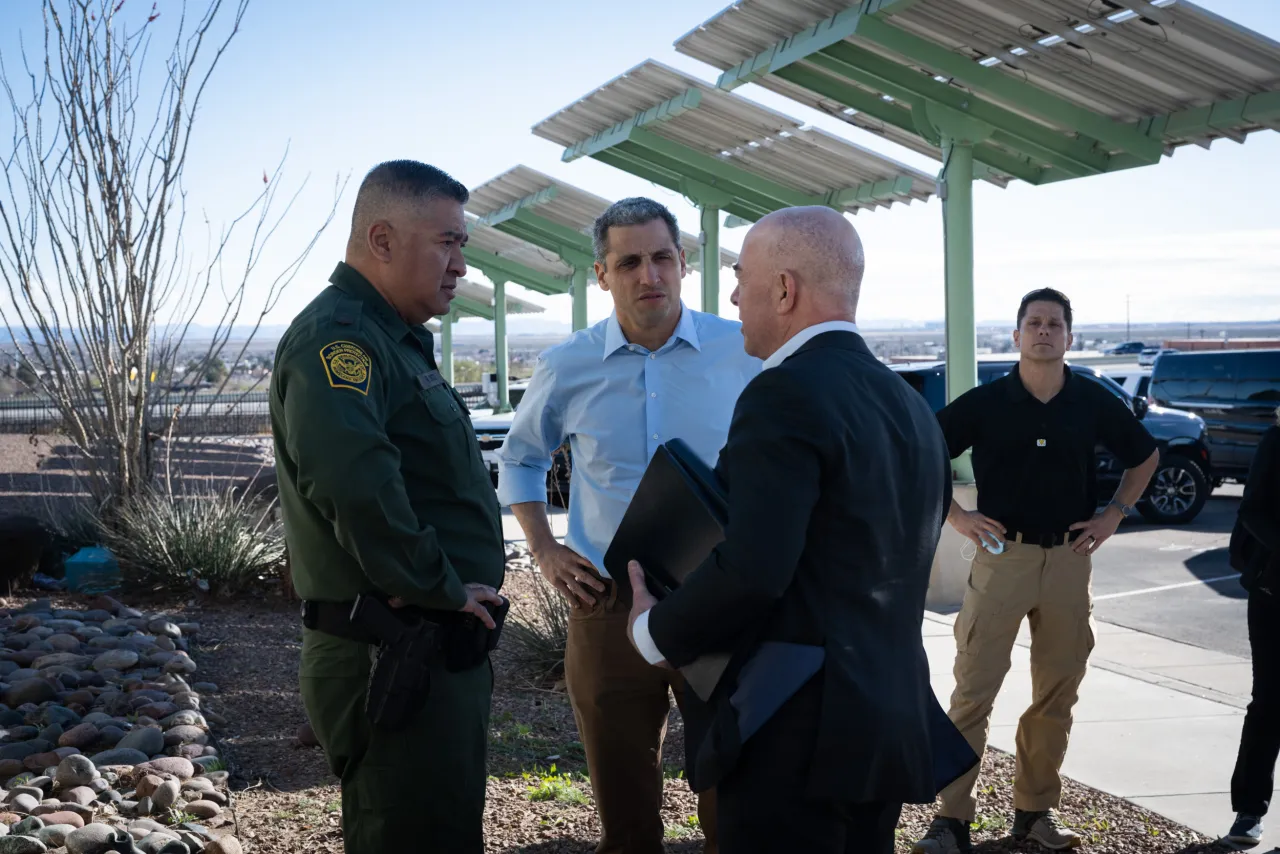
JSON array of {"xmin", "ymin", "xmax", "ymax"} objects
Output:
[{"xmin": 1138, "ymin": 454, "xmax": 1208, "ymax": 525}]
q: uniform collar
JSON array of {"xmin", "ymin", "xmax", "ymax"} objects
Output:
[
  {"xmin": 602, "ymin": 302, "xmax": 701, "ymax": 360},
  {"xmin": 1007, "ymin": 362, "xmax": 1076, "ymax": 402},
  {"xmin": 762, "ymin": 320, "xmax": 860, "ymax": 370},
  {"xmin": 329, "ymin": 262, "xmax": 414, "ymax": 343}
]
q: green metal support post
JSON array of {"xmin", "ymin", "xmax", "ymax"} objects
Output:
[
  {"xmin": 571, "ymin": 266, "xmax": 589, "ymax": 332},
  {"xmin": 440, "ymin": 310, "xmax": 454, "ymax": 385},
  {"xmin": 493, "ymin": 280, "xmax": 511, "ymax": 414},
  {"xmin": 700, "ymin": 204, "xmax": 721, "ymax": 315},
  {"xmin": 942, "ymin": 134, "xmax": 976, "ymax": 481}
]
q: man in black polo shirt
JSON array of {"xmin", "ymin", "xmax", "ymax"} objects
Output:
[{"xmin": 912, "ymin": 288, "xmax": 1158, "ymax": 854}]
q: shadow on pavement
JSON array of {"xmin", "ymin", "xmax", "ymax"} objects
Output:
[{"xmin": 1184, "ymin": 547, "xmax": 1246, "ymax": 600}]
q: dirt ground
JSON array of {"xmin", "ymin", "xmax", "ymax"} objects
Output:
[{"xmin": 169, "ymin": 562, "xmax": 1234, "ymax": 854}]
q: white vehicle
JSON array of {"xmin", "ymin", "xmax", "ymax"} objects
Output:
[
  {"xmin": 1138, "ymin": 347, "xmax": 1178, "ymax": 367},
  {"xmin": 1106, "ymin": 367, "xmax": 1152, "ymax": 400}
]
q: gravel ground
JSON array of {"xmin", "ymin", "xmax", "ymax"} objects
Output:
[{"xmin": 175, "ymin": 554, "xmax": 1238, "ymax": 854}]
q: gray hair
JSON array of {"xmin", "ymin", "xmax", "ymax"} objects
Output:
[{"xmin": 592, "ymin": 197, "xmax": 681, "ymax": 267}]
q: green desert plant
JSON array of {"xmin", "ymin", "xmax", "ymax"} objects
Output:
[
  {"xmin": 99, "ymin": 485, "xmax": 285, "ymax": 594},
  {"xmin": 504, "ymin": 571, "xmax": 570, "ymax": 686}
]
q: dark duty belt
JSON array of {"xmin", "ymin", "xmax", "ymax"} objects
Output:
[
  {"xmin": 301, "ymin": 597, "xmax": 508, "ymax": 669},
  {"xmin": 1005, "ymin": 529, "xmax": 1084, "ymax": 548},
  {"xmin": 300, "ymin": 599, "xmax": 380, "ymax": 643}
]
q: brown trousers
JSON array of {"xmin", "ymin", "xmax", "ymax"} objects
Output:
[
  {"xmin": 938, "ymin": 539, "xmax": 1096, "ymax": 820},
  {"xmin": 565, "ymin": 578, "xmax": 718, "ymax": 854}
]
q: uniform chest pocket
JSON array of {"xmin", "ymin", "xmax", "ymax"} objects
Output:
[
  {"xmin": 416, "ymin": 385, "xmax": 488, "ymax": 485},
  {"xmin": 421, "ymin": 385, "xmax": 464, "ymax": 425}
]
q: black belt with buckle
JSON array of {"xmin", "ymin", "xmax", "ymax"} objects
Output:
[{"xmin": 1006, "ymin": 529, "xmax": 1083, "ymax": 548}]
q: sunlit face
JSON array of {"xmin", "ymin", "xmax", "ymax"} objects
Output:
[
  {"xmin": 730, "ymin": 227, "xmax": 778, "ymax": 360},
  {"xmin": 1014, "ymin": 300, "xmax": 1073, "ymax": 362},
  {"xmin": 595, "ymin": 219, "xmax": 685, "ymax": 333},
  {"xmin": 380, "ymin": 197, "xmax": 467, "ymax": 324}
]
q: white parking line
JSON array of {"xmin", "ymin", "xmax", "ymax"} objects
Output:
[{"xmin": 1094, "ymin": 573, "xmax": 1241, "ymax": 601}]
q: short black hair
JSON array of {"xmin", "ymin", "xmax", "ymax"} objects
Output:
[
  {"xmin": 1017, "ymin": 287, "xmax": 1073, "ymax": 330},
  {"xmin": 592, "ymin": 197, "xmax": 681, "ymax": 266},
  {"xmin": 348, "ymin": 160, "xmax": 468, "ymax": 246}
]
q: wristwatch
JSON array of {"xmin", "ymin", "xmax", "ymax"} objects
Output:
[{"xmin": 1109, "ymin": 499, "xmax": 1135, "ymax": 517}]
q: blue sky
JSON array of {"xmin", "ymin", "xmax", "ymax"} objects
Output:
[{"xmin": 2, "ymin": 0, "xmax": 1278, "ymax": 335}]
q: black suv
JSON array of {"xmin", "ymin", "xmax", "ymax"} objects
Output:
[
  {"xmin": 891, "ymin": 361, "xmax": 1213, "ymax": 524},
  {"xmin": 1149, "ymin": 349, "xmax": 1280, "ymax": 484}
]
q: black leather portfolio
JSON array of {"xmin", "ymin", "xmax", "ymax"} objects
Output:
[{"xmin": 603, "ymin": 438, "xmax": 731, "ymax": 700}]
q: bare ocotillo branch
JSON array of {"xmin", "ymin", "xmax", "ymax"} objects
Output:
[{"xmin": 0, "ymin": 0, "xmax": 346, "ymax": 511}]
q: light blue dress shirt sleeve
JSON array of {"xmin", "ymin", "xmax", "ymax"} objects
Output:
[{"xmin": 496, "ymin": 352, "xmax": 564, "ymax": 507}]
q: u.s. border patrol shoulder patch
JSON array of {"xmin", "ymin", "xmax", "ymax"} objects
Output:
[{"xmin": 320, "ymin": 340, "xmax": 372, "ymax": 394}]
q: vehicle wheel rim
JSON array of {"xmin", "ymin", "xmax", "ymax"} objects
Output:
[{"xmin": 1149, "ymin": 467, "xmax": 1196, "ymax": 516}]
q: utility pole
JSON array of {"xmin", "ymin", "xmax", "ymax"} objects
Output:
[{"xmin": 1126, "ymin": 294, "xmax": 1131, "ymax": 341}]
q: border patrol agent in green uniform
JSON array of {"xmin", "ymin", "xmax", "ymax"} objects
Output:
[{"xmin": 270, "ymin": 161, "xmax": 506, "ymax": 853}]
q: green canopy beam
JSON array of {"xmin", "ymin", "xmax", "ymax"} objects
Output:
[
  {"xmin": 461, "ymin": 247, "xmax": 570, "ymax": 297},
  {"xmin": 818, "ymin": 41, "xmax": 1112, "ymax": 177},
  {"xmin": 717, "ymin": 4, "xmax": 870, "ymax": 90},
  {"xmin": 854, "ymin": 16, "xmax": 1165, "ymax": 163},
  {"xmin": 493, "ymin": 210, "xmax": 594, "ymax": 268},
  {"xmin": 592, "ymin": 148, "xmax": 773, "ymax": 223},
  {"xmin": 1140, "ymin": 89, "xmax": 1280, "ymax": 141},
  {"xmin": 477, "ymin": 186, "xmax": 560, "ymax": 229},
  {"xmin": 625, "ymin": 128, "xmax": 825, "ymax": 209},
  {"xmin": 563, "ymin": 88, "xmax": 703, "ymax": 162},
  {"xmin": 774, "ymin": 62, "xmax": 1044, "ymax": 183},
  {"xmin": 450, "ymin": 294, "xmax": 494, "ymax": 321},
  {"xmin": 827, "ymin": 175, "xmax": 914, "ymax": 207}
]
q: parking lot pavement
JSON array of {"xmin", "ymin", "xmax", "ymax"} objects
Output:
[{"xmin": 1092, "ymin": 485, "xmax": 1247, "ymax": 659}]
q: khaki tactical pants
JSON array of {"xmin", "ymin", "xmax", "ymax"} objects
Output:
[
  {"xmin": 565, "ymin": 578, "xmax": 718, "ymax": 854},
  {"xmin": 938, "ymin": 540, "xmax": 1096, "ymax": 821},
  {"xmin": 299, "ymin": 627, "xmax": 493, "ymax": 854}
]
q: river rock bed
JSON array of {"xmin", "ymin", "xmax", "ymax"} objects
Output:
[{"xmin": 0, "ymin": 597, "xmax": 242, "ymax": 853}]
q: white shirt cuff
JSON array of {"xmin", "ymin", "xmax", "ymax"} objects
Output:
[{"xmin": 631, "ymin": 609, "xmax": 666, "ymax": 665}]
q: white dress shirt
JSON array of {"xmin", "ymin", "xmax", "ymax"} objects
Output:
[{"xmin": 631, "ymin": 320, "xmax": 860, "ymax": 665}]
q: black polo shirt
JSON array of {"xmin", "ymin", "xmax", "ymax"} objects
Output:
[{"xmin": 937, "ymin": 364, "xmax": 1157, "ymax": 535}]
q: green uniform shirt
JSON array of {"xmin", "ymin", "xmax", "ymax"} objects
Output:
[{"xmin": 270, "ymin": 262, "xmax": 504, "ymax": 610}]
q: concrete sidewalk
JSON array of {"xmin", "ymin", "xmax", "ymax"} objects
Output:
[{"xmin": 923, "ymin": 610, "xmax": 1251, "ymax": 840}]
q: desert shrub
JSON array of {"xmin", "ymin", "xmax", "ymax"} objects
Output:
[
  {"xmin": 505, "ymin": 572, "xmax": 570, "ymax": 686},
  {"xmin": 99, "ymin": 486, "xmax": 284, "ymax": 594}
]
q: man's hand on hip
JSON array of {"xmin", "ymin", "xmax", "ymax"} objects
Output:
[
  {"xmin": 1069, "ymin": 505, "xmax": 1124, "ymax": 555},
  {"xmin": 948, "ymin": 507, "xmax": 1007, "ymax": 547},
  {"xmin": 533, "ymin": 542, "xmax": 605, "ymax": 608},
  {"xmin": 460, "ymin": 583, "xmax": 504, "ymax": 629}
]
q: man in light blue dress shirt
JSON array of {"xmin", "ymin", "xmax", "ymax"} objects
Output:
[{"xmin": 498, "ymin": 198, "xmax": 760, "ymax": 854}]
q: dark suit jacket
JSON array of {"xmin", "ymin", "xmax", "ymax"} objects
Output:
[
  {"xmin": 650, "ymin": 330, "xmax": 963, "ymax": 805},
  {"xmin": 1232, "ymin": 425, "xmax": 1280, "ymax": 592}
]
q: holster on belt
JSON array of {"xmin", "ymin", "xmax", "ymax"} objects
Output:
[
  {"xmin": 302, "ymin": 593, "xmax": 510, "ymax": 730},
  {"xmin": 348, "ymin": 594, "xmax": 439, "ymax": 731}
]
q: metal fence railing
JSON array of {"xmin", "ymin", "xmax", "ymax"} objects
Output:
[{"xmin": 1, "ymin": 385, "xmax": 493, "ymax": 436}]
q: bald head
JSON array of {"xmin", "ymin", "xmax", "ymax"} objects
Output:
[
  {"xmin": 731, "ymin": 206, "xmax": 866, "ymax": 360},
  {"xmin": 753, "ymin": 206, "xmax": 864, "ymax": 308}
]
